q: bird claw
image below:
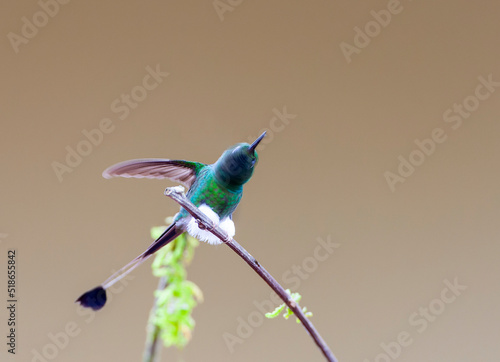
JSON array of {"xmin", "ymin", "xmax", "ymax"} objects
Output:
[
  {"xmin": 196, "ymin": 219, "xmax": 216, "ymax": 231},
  {"xmin": 164, "ymin": 185, "xmax": 185, "ymax": 196}
]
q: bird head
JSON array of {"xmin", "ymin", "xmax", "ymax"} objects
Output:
[{"xmin": 214, "ymin": 132, "xmax": 266, "ymax": 189}]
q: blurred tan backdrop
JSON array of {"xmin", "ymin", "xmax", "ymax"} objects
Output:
[{"xmin": 1, "ymin": 1, "xmax": 499, "ymax": 361}]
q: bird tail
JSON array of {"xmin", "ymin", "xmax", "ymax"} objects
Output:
[{"xmin": 75, "ymin": 222, "xmax": 183, "ymax": 310}]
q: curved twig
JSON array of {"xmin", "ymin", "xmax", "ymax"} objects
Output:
[{"xmin": 164, "ymin": 186, "xmax": 338, "ymax": 362}]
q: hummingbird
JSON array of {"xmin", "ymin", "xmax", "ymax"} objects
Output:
[{"xmin": 76, "ymin": 132, "xmax": 266, "ymax": 310}]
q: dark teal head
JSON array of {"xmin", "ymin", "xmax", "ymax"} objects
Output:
[{"xmin": 214, "ymin": 132, "xmax": 266, "ymax": 189}]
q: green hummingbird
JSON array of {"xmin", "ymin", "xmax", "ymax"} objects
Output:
[{"xmin": 76, "ymin": 132, "xmax": 266, "ymax": 310}]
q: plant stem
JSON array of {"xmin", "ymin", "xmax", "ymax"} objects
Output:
[
  {"xmin": 164, "ymin": 186, "xmax": 338, "ymax": 362},
  {"xmin": 143, "ymin": 276, "xmax": 168, "ymax": 362}
]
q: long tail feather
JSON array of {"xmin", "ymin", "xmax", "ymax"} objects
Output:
[{"xmin": 76, "ymin": 222, "xmax": 183, "ymax": 310}]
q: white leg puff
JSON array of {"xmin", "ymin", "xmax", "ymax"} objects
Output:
[{"xmin": 186, "ymin": 204, "xmax": 235, "ymax": 245}]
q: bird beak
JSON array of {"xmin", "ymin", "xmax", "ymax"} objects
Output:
[{"xmin": 249, "ymin": 131, "xmax": 266, "ymax": 153}]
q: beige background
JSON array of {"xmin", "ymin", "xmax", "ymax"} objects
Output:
[{"xmin": 1, "ymin": 1, "xmax": 499, "ymax": 361}]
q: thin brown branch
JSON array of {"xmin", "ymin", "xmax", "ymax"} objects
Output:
[{"xmin": 164, "ymin": 186, "xmax": 338, "ymax": 362}]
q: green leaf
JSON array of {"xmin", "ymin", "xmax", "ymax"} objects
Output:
[
  {"xmin": 265, "ymin": 303, "xmax": 286, "ymax": 318},
  {"xmin": 148, "ymin": 222, "xmax": 203, "ymax": 349},
  {"xmin": 264, "ymin": 290, "xmax": 312, "ymax": 324}
]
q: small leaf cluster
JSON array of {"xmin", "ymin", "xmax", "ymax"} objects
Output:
[
  {"xmin": 149, "ymin": 220, "xmax": 203, "ymax": 348},
  {"xmin": 265, "ymin": 290, "xmax": 312, "ymax": 323}
]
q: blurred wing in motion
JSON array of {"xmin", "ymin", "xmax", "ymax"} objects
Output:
[{"xmin": 102, "ymin": 159, "xmax": 205, "ymax": 188}]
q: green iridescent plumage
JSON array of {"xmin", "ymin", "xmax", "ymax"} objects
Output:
[{"xmin": 178, "ymin": 166, "xmax": 242, "ymax": 219}]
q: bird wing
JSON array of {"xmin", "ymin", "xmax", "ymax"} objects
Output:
[{"xmin": 102, "ymin": 159, "xmax": 206, "ymax": 188}]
